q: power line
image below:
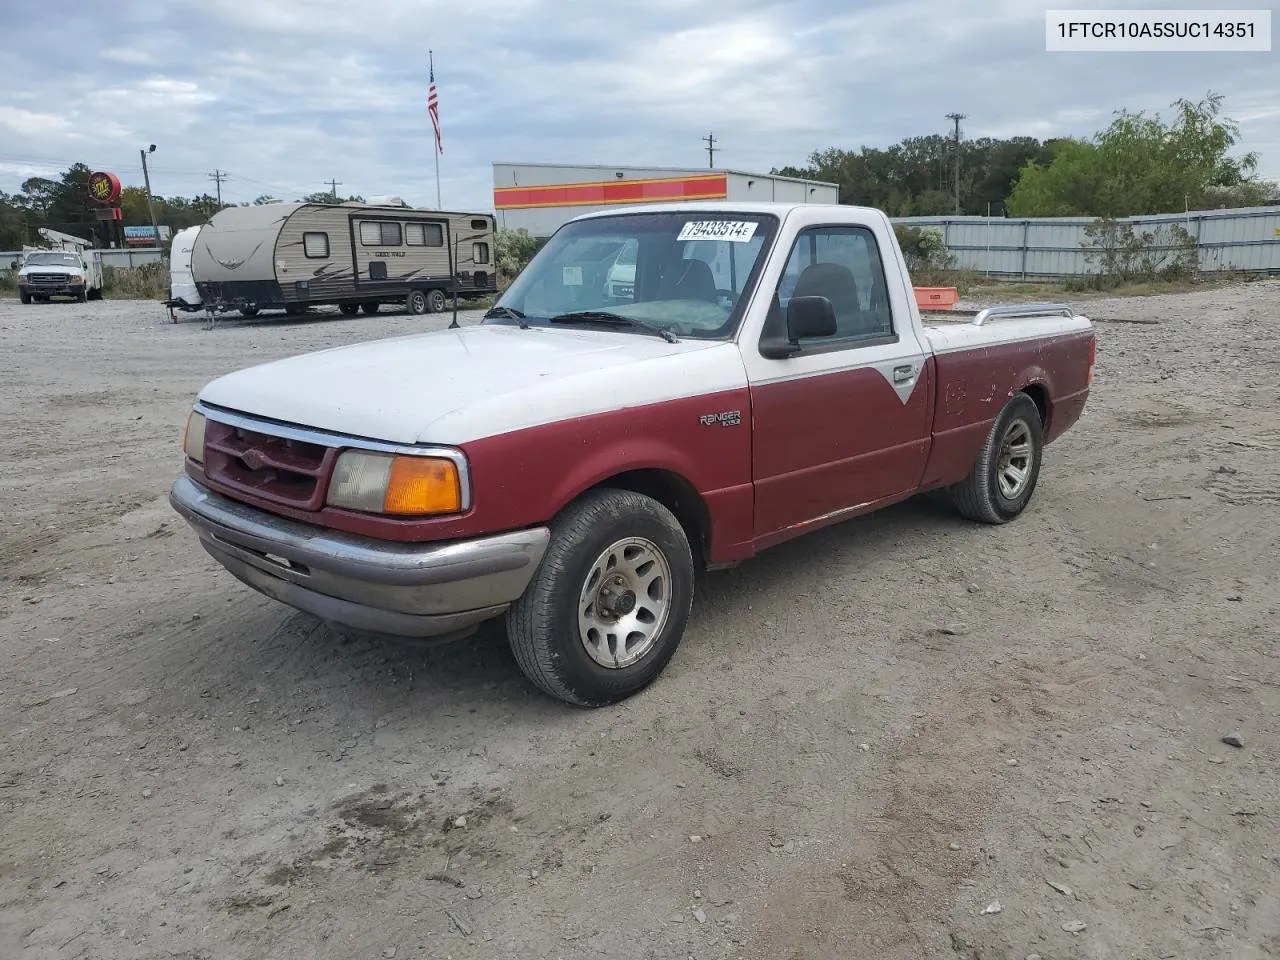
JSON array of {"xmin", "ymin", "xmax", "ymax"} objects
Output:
[
  {"xmin": 208, "ymin": 169, "xmax": 228, "ymax": 205},
  {"xmin": 325, "ymin": 177, "xmax": 342, "ymax": 200},
  {"xmin": 946, "ymin": 112, "xmax": 966, "ymax": 215},
  {"xmin": 703, "ymin": 133, "xmax": 717, "ymax": 169}
]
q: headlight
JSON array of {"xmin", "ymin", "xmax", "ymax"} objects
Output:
[
  {"xmin": 70, "ymin": 277, "xmax": 84, "ymax": 284},
  {"xmin": 183, "ymin": 411, "xmax": 207, "ymax": 462},
  {"xmin": 327, "ymin": 450, "xmax": 462, "ymax": 516}
]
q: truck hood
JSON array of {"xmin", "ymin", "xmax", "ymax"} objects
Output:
[
  {"xmin": 197, "ymin": 323, "xmax": 745, "ymax": 446},
  {"xmin": 19, "ymin": 265, "xmax": 86, "ymax": 278}
]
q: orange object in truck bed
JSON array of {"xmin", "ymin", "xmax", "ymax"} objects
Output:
[{"xmin": 914, "ymin": 287, "xmax": 959, "ymax": 310}]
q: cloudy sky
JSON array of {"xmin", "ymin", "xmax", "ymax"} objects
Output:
[{"xmin": 1, "ymin": 0, "xmax": 1276, "ymax": 212}]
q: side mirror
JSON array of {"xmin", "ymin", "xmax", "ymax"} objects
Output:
[
  {"xmin": 786, "ymin": 296, "xmax": 837, "ymax": 340},
  {"xmin": 759, "ymin": 295, "xmax": 837, "ymax": 359}
]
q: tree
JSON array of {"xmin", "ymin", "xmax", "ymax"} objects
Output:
[
  {"xmin": 299, "ymin": 191, "xmax": 366, "ymax": 205},
  {"xmin": 1008, "ymin": 92, "xmax": 1267, "ymax": 217}
]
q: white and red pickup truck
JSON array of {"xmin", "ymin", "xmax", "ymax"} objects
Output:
[{"xmin": 171, "ymin": 202, "xmax": 1095, "ymax": 706}]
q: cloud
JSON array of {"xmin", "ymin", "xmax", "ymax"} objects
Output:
[{"xmin": 0, "ymin": 0, "xmax": 1274, "ymax": 209}]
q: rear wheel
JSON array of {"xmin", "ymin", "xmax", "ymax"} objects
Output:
[
  {"xmin": 426, "ymin": 289, "xmax": 448, "ymax": 313},
  {"xmin": 338, "ymin": 303, "xmax": 360, "ymax": 316},
  {"xmin": 406, "ymin": 290, "xmax": 429, "ymax": 315},
  {"xmin": 284, "ymin": 304, "xmax": 307, "ymax": 316},
  {"xmin": 949, "ymin": 393, "xmax": 1044, "ymax": 524},
  {"xmin": 506, "ymin": 489, "xmax": 695, "ymax": 707},
  {"xmin": 360, "ymin": 302, "xmax": 380, "ymax": 315}
]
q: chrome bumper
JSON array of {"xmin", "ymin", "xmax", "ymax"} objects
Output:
[{"xmin": 169, "ymin": 475, "xmax": 549, "ymax": 637}]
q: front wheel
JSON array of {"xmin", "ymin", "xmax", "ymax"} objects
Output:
[
  {"xmin": 506, "ymin": 489, "xmax": 695, "ymax": 707},
  {"xmin": 19, "ymin": 290, "xmax": 31, "ymax": 304},
  {"xmin": 949, "ymin": 393, "xmax": 1044, "ymax": 524}
]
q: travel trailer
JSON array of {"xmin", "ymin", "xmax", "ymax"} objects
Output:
[
  {"xmin": 189, "ymin": 201, "xmax": 498, "ymax": 317},
  {"xmin": 163, "ymin": 224, "xmax": 204, "ymax": 317}
]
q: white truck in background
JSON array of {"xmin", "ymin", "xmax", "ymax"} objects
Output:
[{"xmin": 14, "ymin": 228, "xmax": 104, "ymax": 303}]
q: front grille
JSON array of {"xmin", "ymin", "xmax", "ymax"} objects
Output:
[
  {"xmin": 29, "ymin": 273, "xmax": 71, "ymax": 284},
  {"xmin": 203, "ymin": 419, "xmax": 336, "ymax": 510}
]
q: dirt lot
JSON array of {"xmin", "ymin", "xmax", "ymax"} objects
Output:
[{"xmin": 2, "ymin": 286, "xmax": 1278, "ymax": 960}]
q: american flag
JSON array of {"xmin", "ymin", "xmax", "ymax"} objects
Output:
[{"xmin": 428, "ymin": 61, "xmax": 442, "ymax": 155}]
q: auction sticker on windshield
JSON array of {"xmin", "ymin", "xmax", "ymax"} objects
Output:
[{"xmin": 677, "ymin": 220, "xmax": 758, "ymax": 242}]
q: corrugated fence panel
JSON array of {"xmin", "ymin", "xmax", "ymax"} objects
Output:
[{"xmin": 897, "ymin": 205, "xmax": 1280, "ymax": 278}]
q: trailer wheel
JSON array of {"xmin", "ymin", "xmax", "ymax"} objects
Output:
[
  {"xmin": 339, "ymin": 303, "xmax": 360, "ymax": 317},
  {"xmin": 406, "ymin": 290, "xmax": 429, "ymax": 315},
  {"xmin": 426, "ymin": 289, "xmax": 448, "ymax": 313},
  {"xmin": 506, "ymin": 489, "xmax": 695, "ymax": 707},
  {"xmin": 949, "ymin": 393, "xmax": 1044, "ymax": 524},
  {"xmin": 240, "ymin": 307, "xmax": 260, "ymax": 317},
  {"xmin": 360, "ymin": 302, "xmax": 380, "ymax": 315}
]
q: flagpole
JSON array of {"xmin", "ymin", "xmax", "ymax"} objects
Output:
[{"xmin": 430, "ymin": 50, "xmax": 441, "ymax": 210}]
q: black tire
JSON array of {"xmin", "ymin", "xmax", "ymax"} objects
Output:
[
  {"xmin": 426, "ymin": 289, "xmax": 447, "ymax": 313},
  {"xmin": 338, "ymin": 303, "xmax": 360, "ymax": 316},
  {"xmin": 19, "ymin": 291, "xmax": 31, "ymax": 304},
  {"xmin": 506, "ymin": 489, "xmax": 695, "ymax": 707},
  {"xmin": 360, "ymin": 302, "xmax": 380, "ymax": 315},
  {"xmin": 406, "ymin": 290, "xmax": 429, "ymax": 315},
  {"xmin": 949, "ymin": 393, "xmax": 1044, "ymax": 524},
  {"xmin": 88, "ymin": 287, "xmax": 103, "ymax": 301},
  {"xmin": 284, "ymin": 304, "xmax": 308, "ymax": 316},
  {"xmin": 77, "ymin": 288, "xmax": 88, "ymax": 303},
  {"xmin": 239, "ymin": 307, "xmax": 260, "ymax": 317}
]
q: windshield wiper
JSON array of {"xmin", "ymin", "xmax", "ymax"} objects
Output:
[
  {"xmin": 548, "ymin": 310, "xmax": 679, "ymax": 343},
  {"xmin": 483, "ymin": 305, "xmax": 529, "ymax": 329}
]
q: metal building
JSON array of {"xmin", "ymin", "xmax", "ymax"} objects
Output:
[{"xmin": 492, "ymin": 162, "xmax": 839, "ymax": 237}]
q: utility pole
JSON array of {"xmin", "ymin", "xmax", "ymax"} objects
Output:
[
  {"xmin": 140, "ymin": 144, "xmax": 159, "ymax": 247},
  {"xmin": 703, "ymin": 133, "xmax": 717, "ymax": 169},
  {"xmin": 208, "ymin": 169, "xmax": 227, "ymax": 207},
  {"xmin": 945, "ymin": 113, "xmax": 966, "ymax": 215},
  {"xmin": 326, "ymin": 178, "xmax": 342, "ymax": 201}
]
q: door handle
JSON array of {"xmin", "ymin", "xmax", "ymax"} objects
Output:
[{"xmin": 893, "ymin": 364, "xmax": 915, "ymax": 383}]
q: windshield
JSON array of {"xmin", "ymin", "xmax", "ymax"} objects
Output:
[
  {"xmin": 491, "ymin": 211, "xmax": 779, "ymax": 339},
  {"xmin": 25, "ymin": 252, "xmax": 80, "ymax": 266}
]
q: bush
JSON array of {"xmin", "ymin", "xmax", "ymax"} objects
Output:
[
  {"xmin": 1079, "ymin": 218, "xmax": 1198, "ymax": 289},
  {"xmin": 894, "ymin": 225, "xmax": 955, "ymax": 273},
  {"xmin": 102, "ymin": 260, "xmax": 169, "ymax": 299},
  {"xmin": 496, "ymin": 228, "xmax": 547, "ymax": 288},
  {"xmin": 0, "ymin": 268, "xmax": 14, "ymax": 292}
]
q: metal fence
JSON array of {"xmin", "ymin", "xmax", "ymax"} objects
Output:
[
  {"xmin": 3, "ymin": 248, "xmax": 164, "ymax": 269},
  {"xmin": 894, "ymin": 205, "xmax": 1280, "ymax": 279}
]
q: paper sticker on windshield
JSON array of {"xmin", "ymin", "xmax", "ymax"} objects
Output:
[
  {"xmin": 562, "ymin": 265, "xmax": 583, "ymax": 286},
  {"xmin": 677, "ymin": 220, "xmax": 758, "ymax": 243}
]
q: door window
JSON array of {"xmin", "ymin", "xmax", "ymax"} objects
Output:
[{"xmin": 772, "ymin": 226, "xmax": 894, "ymax": 347}]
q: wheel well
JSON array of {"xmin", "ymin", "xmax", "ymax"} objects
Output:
[
  {"xmin": 1020, "ymin": 383, "xmax": 1050, "ymax": 432},
  {"xmin": 594, "ymin": 469, "xmax": 710, "ymax": 568}
]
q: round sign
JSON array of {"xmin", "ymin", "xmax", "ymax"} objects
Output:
[{"xmin": 87, "ymin": 171, "xmax": 122, "ymax": 204}]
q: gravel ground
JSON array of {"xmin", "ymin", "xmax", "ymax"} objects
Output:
[{"xmin": 1, "ymin": 286, "xmax": 1278, "ymax": 960}]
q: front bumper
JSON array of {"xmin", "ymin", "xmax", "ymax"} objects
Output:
[
  {"xmin": 169, "ymin": 475, "xmax": 549, "ymax": 637},
  {"xmin": 20, "ymin": 282, "xmax": 84, "ymax": 296}
]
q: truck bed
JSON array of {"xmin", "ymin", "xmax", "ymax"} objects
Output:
[{"xmin": 919, "ymin": 303, "xmax": 1093, "ymax": 353}]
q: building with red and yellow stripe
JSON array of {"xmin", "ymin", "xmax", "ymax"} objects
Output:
[{"xmin": 492, "ymin": 163, "xmax": 839, "ymax": 237}]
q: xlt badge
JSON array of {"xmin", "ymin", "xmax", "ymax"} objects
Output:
[{"xmin": 699, "ymin": 410, "xmax": 741, "ymax": 427}]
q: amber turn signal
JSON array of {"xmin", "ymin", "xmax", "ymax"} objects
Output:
[{"xmin": 383, "ymin": 455, "xmax": 462, "ymax": 515}]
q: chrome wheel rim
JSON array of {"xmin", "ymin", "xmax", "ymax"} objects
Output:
[
  {"xmin": 578, "ymin": 537, "xmax": 672, "ymax": 669},
  {"xmin": 409, "ymin": 292, "xmax": 426, "ymax": 312},
  {"xmin": 996, "ymin": 419, "xmax": 1033, "ymax": 499},
  {"xmin": 429, "ymin": 291, "xmax": 445, "ymax": 310}
]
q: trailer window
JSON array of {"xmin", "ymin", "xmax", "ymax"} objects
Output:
[
  {"xmin": 302, "ymin": 231, "xmax": 329, "ymax": 259},
  {"xmin": 473, "ymin": 241, "xmax": 490, "ymax": 264},
  {"xmin": 359, "ymin": 221, "xmax": 402, "ymax": 246},
  {"xmin": 405, "ymin": 222, "xmax": 444, "ymax": 247},
  {"xmin": 471, "ymin": 219, "xmax": 489, "ymax": 231}
]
